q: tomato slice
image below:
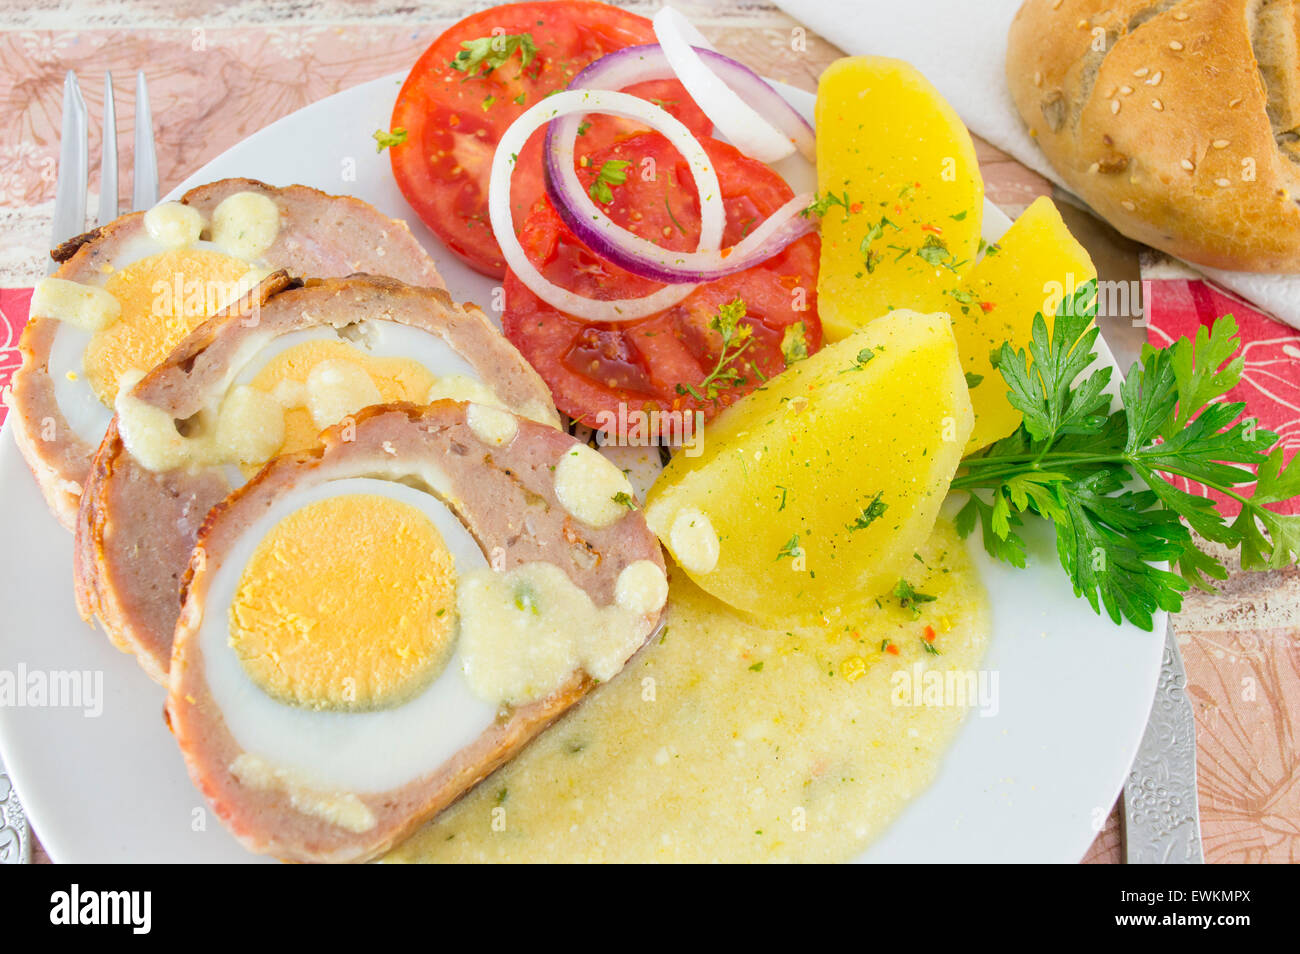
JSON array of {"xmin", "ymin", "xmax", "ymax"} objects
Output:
[
  {"xmin": 502, "ymin": 132, "xmax": 822, "ymax": 434},
  {"xmin": 389, "ymin": 0, "xmax": 710, "ymax": 277}
]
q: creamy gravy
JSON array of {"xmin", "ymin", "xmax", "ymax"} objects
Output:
[{"xmin": 385, "ymin": 520, "xmax": 989, "ymax": 863}]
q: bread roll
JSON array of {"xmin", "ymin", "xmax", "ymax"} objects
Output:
[{"xmin": 1007, "ymin": 0, "xmax": 1300, "ymax": 272}]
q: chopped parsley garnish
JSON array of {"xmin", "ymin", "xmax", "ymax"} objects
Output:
[
  {"xmin": 589, "ymin": 159, "xmax": 632, "ymax": 204},
  {"xmin": 749, "ymin": 661, "xmax": 765, "ymax": 672},
  {"xmin": 858, "ymin": 216, "xmax": 899, "ymax": 273},
  {"xmin": 917, "ymin": 233, "xmax": 959, "ymax": 272},
  {"xmin": 577, "ymin": 121, "xmax": 592, "ymax": 136},
  {"xmin": 676, "ymin": 298, "xmax": 754, "ymax": 406},
  {"xmin": 371, "ymin": 127, "xmax": 407, "ymax": 152},
  {"xmin": 847, "ymin": 492, "xmax": 888, "ymax": 531},
  {"xmin": 775, "ymin": 534, "xmax": 801, "ymax": 561},
  {"xmin": 964, "ymin": 372, "xmax": 984, "ymax": 388},
  {"xmin": 859, "ymin": 217, "xmax": 892, "ymax": 248},
  {"xmin": 664, "ymin": 195, "xmax": 687, "ymax": 235},
  {"xmin": 840, "ymin": 347, "xmax": 877, "ymax": 374},
  {"xmin": 893, "ymin": 578, "xmax": 937, "ymax": 616},
  {"xmin": 450, "ymin": 32, "xmax": 538, "ymax": 78},
  {"xmin": 781, "ymin": 321, "xmax": 810, "ymax": 365},
  {"xmin": 801, "ymin": 190, "xmax": 851, "ymax": 220},
  {"xmin": 512, "ymin": 583, "xmax": 540, "ymax": 615},
  {"xmin": 612, "ymin": 491, "xmax": 639, "ymax": 511},
  {"xmin": 954, "ymin": 280, "xmax": 1300, "ymax": 631}
]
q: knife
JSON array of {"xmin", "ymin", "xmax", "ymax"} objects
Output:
[
  {"xmin": 1050, "ymin": 199, "xmax": 1206, "ymax": 864},
  {"xmin": 0, "ymin": 761, "xmax": 31, "ymax": 864},
  {"xmin": 1123, "ymin": 621, "xmax": 1205, "ymax": 863}
]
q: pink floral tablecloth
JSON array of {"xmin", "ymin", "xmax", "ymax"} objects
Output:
[{"xmin": 1, "ymin": 9, "xmax": 1297, "ymax": 864}]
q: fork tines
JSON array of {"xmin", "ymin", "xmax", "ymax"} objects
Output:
[{"xmin": 50, "ymin": 69, "xmax": 157, "ymax": 266}]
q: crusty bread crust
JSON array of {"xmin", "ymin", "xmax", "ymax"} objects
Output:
[
  {"xmin": 9, "ymin": 178, "xmax": 447, "ymax": 531},
  {"xmin": 167, "ymin": 402, "xmax": 665, "ymax": 863},
  {"xmin": 1007, "ymin": 0, "xmax": 1300, "ymax": 272}
]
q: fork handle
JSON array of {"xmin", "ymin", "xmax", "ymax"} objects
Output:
[{"xmin": 0, "ymin": 755, "xmax": 32, "ymax": 864}]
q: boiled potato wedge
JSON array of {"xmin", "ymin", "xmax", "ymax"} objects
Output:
[
  {"xmin": 954, "ymin": 196, "xmax": 1097, "ymax": 452},
  {"xmin": 815, "ymin": 56, "xmax": 984, "ymax": 341},
  {"xmin": 645, "ymin": 310, "xmax": 973, "ymax": 623}
]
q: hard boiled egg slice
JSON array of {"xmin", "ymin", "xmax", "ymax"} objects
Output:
[
  {"xmin": 76, "ymin": 275, "xmax": 560, "ymax": 684},
  {"xmin": 200, "ymin": 478, "xmax": 497, "ymax": 792},
  {"xmin": 168, "ymin": 403, "xmax": 665, "ymax": 863},
  {"xmin": 11, "ymin": 178, "xmax": 444, "ymax": 529}
]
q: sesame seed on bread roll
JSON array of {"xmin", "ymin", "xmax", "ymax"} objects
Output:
[{"xmin": 1007, "ymin": 0, "xmax": 1300, "ymax": 272}]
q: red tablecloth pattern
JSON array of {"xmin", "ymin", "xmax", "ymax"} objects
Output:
[{"xmin": 1, "ymin": 12, "xmax": 1297, "ymax": 864}]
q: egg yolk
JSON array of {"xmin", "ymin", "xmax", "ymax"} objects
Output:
[
  {"xmin": 246, "ymin": 339, "xmax": 439, "ymax": 467},
  {"xmin": 228, "ymin": 494, "xmax": 458, "ymax": 711},
  {"xmin": 83, "ymin": 249, "xmax": 256, "ymax": 406}
]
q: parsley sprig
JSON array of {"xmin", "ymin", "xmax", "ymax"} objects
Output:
[
  {"xmin": 801, "ymin": 191, "xmax": 850, "ymax": 221},
  {"xmin": 781, "ymin": 321, "xmax": 810, "ymax": 364},
  {"xmin": 893, "ymin": 578, "xmax": 937, "ymax": 618},
  {"xmin": 589, "ymin": 159, "xmax": 631, "ymax": 204},
  {"xmin": 371, "ymin": 127, "xmax": 407, "ymax": 152},
  {"xmin": 676, "ymin": 298, "xmax": 755, "ymax": 405},
  {"xmin": 954, "ymin": 281, "xmax": 1299, "ymax": 631},
  {"xmin": 450, "ymin": 32, "xmax": 538, "ymax": 78},
  {"xmin": 847, "ymin": 492, "xmax": 888, "ymax": 531}
]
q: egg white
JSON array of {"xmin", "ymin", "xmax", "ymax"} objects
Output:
[
  {"xmin": 214, "ymin": 320, "xmax": 484, "ymax": 488},
  {"xmin": 229, "ymin": 320, "xmax": 480, "ymax": 393},
  {"xmin": 198, "ymin": 476, "xmax": 499, "ymax": 794},
  {"xmin": 49, "ymin": 236, "xmax": 257, "ymax": 445}
]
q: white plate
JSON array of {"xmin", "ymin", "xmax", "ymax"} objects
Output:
[{"xmin": 0, "ymin": 74, "xmax": 1163, "ymax": 863}]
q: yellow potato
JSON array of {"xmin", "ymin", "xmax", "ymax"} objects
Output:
[
  {"xmin": 953, "ymin": 196, "xmax": 1097, "ymax": 452},
  {"xmin": 814, "ymin": 56, "xmax": 984, "ymax": 341},
  {"xmin": 645, "ymin": 311, "xmax": 973, "ymax": 624}
]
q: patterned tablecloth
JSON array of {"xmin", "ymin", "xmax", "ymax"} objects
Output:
[{"xmin": 0, "ymin": 0, "xmax": 1296, "ymax": 864}]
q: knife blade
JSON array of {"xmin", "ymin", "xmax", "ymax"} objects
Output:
[
  {"xmin": 0, "ymin": 760, "xmax": 31, "ymax": 864},
  {"xmin": 1123, "ymin": 621, "xmax": 1205, "ymax": 864}
]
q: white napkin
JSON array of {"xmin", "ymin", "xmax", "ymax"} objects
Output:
[{"xmin": 774, "ymin": 0, "xmax": 1300, "ymax": 329}]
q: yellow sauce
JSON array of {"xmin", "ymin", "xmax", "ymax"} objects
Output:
[
  {"xmin": 209, "ymin": 191, "xmax": 281, "ymax": 259},
  {"xmin": 144, "ymin": 201, "xmax": 204, "ymax": 248},
  {"xmin": 385, "ymin": 520, "xmax": 989, "ymax": 863},
  {"xmin": 465, "ymin": 403, "xmax": 518, "ymax": 447},
  {"xmin": 553, "ymin": 444, "xmax": 636, "ymax": 529},
  {"xmin": 239, "ymin": 338, "xmax": 437, "ymax": 475},
  {"xmin": 30, "ymin": 277, "xmax": 121, "ymax": 331},
  {"xmin": 457, "ymin": 560, "xmax": 664, "ymax": 706},
  {"xmin": 115, "ymin": 376, "xmax": 285, "ymax": 473},
  {"xmin": 231, "ymin": 753, "xmax": 376, "ymax": 833}
]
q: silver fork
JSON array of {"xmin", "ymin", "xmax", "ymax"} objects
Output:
[{"xmin": 0, "ymin": 69, "xmax": 156, "ymax": 866}]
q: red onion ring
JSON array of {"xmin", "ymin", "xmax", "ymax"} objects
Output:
[
  {"xmin": 653, "ymin": 7, "xmax": 812, "ymax": 163},
  {"xmin": 542, "ymin": 44, "xmax": 817, "ymax": 286},
  {"xmin": 490, "ymin": 89, "xmax": 726, "ymax": 322}
]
